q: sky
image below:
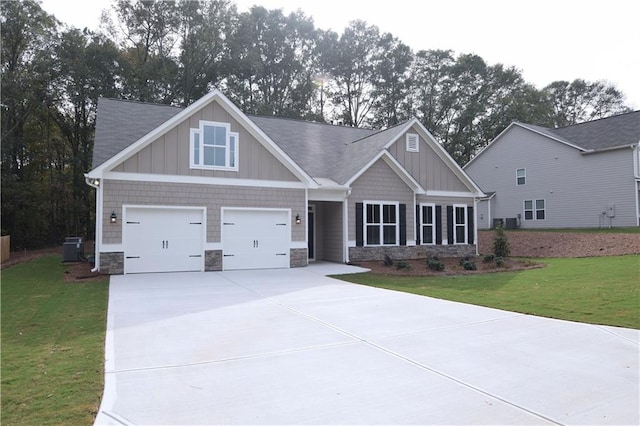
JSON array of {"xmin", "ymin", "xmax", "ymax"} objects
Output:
[{"xmin": 40, "ymin": 0, "xmax": 640, "ymax": 109}]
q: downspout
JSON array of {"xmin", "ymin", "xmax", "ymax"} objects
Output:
[
  {"xmin": 343, "ymin": 189, "xmax": 351, "ymax": 264},
  {"xmin": 85, "ymin": 176, "xmax": 101, "ymax": 272},
  {"xmin": 634, "ymin": 145, "xmax": 640, "ymax": 226},
  {"xmin": 474, "ymin": 197, "xmax": 479, "ymax": 256}
]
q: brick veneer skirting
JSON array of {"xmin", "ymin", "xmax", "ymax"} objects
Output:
[
  {"xmin": 100, "ymin": 252, "xmax": 124, "ymax": 275},
  {"xmin": 290, "ymin": 248, "xmax": 308, "ymax": 268},
  {"xmin": 348, "ymin": 245, "xmax": 476, "ymax": 262}
]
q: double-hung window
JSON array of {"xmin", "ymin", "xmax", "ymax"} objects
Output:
[
  {"xmin": 365, "ymin": 202, "xmax": 398, "ymax": 246},
  {"xmin": 524, "ymin": 199, "xmax": 545, "ymax": 220},
  {"xmin": 453, "ymin": 204, "xmax": 468, "ymax": 244},
  {"xmin": 516, "ymin": 168, "xmax": 526, "ymax": 185},
  {"xmin": 190, "ymin": 121, "xmax": 238, "ymax": 171},
  {"xmin": 420, "ymin": 203, "xmax": 435, "ymax": 244}
]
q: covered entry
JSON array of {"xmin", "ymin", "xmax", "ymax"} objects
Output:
[{"xmin": 308, "ymin": 201, "xmax": 344, "ymax": 263}]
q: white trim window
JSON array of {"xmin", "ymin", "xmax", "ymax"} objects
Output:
[
  {"xmin": 453, "ymin": 204, "xmax": 468, "ymax": 244},
  {"xmin": 516, "ymin": 168, "xmax": 526, "ymax": 185},
  {"xmin": 420, "ymin": 203, "xmax": 435, "ymax": 244},
  {"xmin": 365, "ymin": 202, "xmax": 399, "ymax": 246},
  {"xmin": 406, "ymin": 133, "xmax": 419, "ymax": 152},
  {"xmin": 190, "ymin": 120, "xmax": 239, "ymax": 171},
  {"xmin": 524, "ymin": 199, "xmax": 546, "ymax": 220}
]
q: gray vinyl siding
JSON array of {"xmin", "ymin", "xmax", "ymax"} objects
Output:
[
  {"xmin": 388, "ymin": 128, "xmax": 469, "ymax": 192},
  {"xmin": 113, "ymin": 100, "xmax": 299, "ymax": 182},
  {"xmin": 465, "ymin": 125, "xmax": 638, "ymax": 228},
  {"xmin": 347, "ymin": 159, "xmax": 415, "ymax": 242},
  {"xmin": 102, "ymin": 179, "xmax": 306, "ymax": 244}
]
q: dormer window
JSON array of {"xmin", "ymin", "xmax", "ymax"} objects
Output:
[
  {"xmin": 190, "ymin": 121, "xmax": 238, "ymax": 171},
  {"xmin": 406, "ymin": 133, "xmax": 419, "ymax": 153}
]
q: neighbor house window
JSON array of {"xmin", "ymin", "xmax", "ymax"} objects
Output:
[
  {"xmin": 453, "ymin": 204, "xmax": 468, "ymax": 244},
  {"xmin": 420, "ymin": 203, "xmax": 435, "ymax": 244},
  {"xmin": 190, "ymin": 121, "xmax": 238, "ymax": 170},
  {"xmin": 524, "ymin": 199, "xmax": 545, "ymax": 220},
  {"xmin": 516, "ymin": 168, "xmax": 526, "ymax": 185},
  {"xmin": 365, "ymin": 202, "xmax": 398, "ymax": 246},
  {"xmin": 406, "ymin": 133, "xmax": 419, "ymax": 152}
]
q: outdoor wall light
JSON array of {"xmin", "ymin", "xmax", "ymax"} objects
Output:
[
  {"xmin": 295, "ymin": 214, "xmax": 301, "ymax": 224},
  {"xmin": 110, "ymin": 211, "xmax": 117, "ymax": 224}
]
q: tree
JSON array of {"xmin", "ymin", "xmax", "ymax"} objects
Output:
[
  {"xmin": 225, "ymin": 6, "xmax": 320, "ymax": 118},
  {"xmin": 543, "ymin": 79, "xmax": 631, "ymax": 127},
  {"xmin": 176, "ymin": 0, "xmax": 236, "ymax": 106}
]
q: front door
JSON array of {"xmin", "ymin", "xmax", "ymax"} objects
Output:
[{"xmin": 308, "ymin": 204, "xmax": 315, "ymax": 261}]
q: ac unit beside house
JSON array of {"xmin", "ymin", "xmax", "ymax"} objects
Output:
[
  {"xmin": 62, "ymin": 237, "xmax": 84, "ymax": 262},
  {"xmin": 505, "ymin": 218, "xmax": 519, "ymax": 229}
]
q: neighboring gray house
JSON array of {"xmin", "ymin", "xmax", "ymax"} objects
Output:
[
  {"xmin": 86, "ymin": 89, "xmax": 484, "ymax": 274},
  {"xmin": 464, "ymin": 111, "xmax": 640, "ymax": 229}
]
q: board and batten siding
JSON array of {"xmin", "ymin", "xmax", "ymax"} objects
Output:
[
  {"xmin": 388, "ymin": 128, "xmax": 469, "ymax": 192},
  {"xmin": 102, "ymin": 180, "xmax": 306, "ymax": 244},
  {"xmin": 347, "ymin": 159, "xmax": 415, "ymax": 242},
  {"xmin": 465, "ymin": 125, "xmax": 638, "ymax": 228},
  {"xmin": 112, "ymin": 100, "xmax": 299, "ymax": 182}
]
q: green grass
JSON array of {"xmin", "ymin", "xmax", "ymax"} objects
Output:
[
  {"xmin": 335, "ymin": 255, "xmax": 640, "ymax": 329},
  {"xmin": 1, "ymin": 256, "xmax": 109, "ymax": 426}
]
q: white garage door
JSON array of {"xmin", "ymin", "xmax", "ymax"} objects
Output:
[
  {"xmin": 124, "ymin": 207, "xmax": 204, "ymax": 274},
  {"xmin": 222, "ymin": 209, "xmax": 290, "ymax": 270}
]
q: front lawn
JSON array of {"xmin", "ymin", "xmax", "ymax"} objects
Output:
[
  {"xmin": 335, "ymin": 255, "xmax": 639, "ymax": 329},
  {"xmin": 1, "ymin": 256, "xmax": 109, "ymax": 425}
]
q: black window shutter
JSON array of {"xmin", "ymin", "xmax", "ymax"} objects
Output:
[
  {"xmin": 355, "ymin": 203, "xmax": 363, "ymax": 246},
  {"xmin": 467, "ymin": 206, "xmax": 474, "ymax": 244},
  {"xmin": 399, "ymin": 204, "xmax": 406, "ymax": 246},
  {"xmin": 415, "ymin": 205, "xmax": 421, "ymax": 245},
  {"xmin": 435, "ymin": 205, "xmax": 442, "ymax": 245},
  {"xmin": 447, "ymin": 205, "xmax": 454, "ymax": 245}
]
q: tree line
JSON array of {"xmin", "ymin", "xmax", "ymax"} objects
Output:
[{"xmin": 1, "ymin": 0, "xmax": 632, "ymax": 249}]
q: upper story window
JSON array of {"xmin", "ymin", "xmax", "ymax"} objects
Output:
[
  {"xmin": 190, "ymin": 121, "xmax": 238, "ymax": 171},
  {"xmin": 365, "ymin": 202, "xmax": 399, "ymax": 246},
  {"xmin": 516, "ymin": 168, "xmax": 526, "ymax": 185},
  {"xmin": 406, "ymin": 133, "xmax": 419, "ymax": 153}
]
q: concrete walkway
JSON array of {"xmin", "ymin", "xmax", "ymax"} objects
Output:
[{"xmin": 95, "ymin": 264, "xmax": 639, "ymax": 425}]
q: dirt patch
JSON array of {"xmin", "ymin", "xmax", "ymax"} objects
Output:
[
  {"xmin": 354, "ymin": 257, "xmax": 544, "ymax": 276},
  {"xmin": 478, "ymin": 230, "xmax": 640, "ymax": 258}
]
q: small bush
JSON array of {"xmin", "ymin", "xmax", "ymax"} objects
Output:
[
  {"xmin": 459, "ymin": 256, "xmax": 472, "ymax": 266},
  {"xmin": 462, "ymin": 260, "xmax": 477, "ymax": 270},
  {"xmin": 383, "ymin": 254, "xmax": 394, "ymax": 267},
  {"xmin": 483, "ymin": 253, "xmax": 495, "ymax": 263},
  {"xmin": 427, "ymin": 258, "xmax": 445, "ymax": 271},
  {"xmin": 395, "ymin": 260, "xmax": 411, "ymax": 270},
  {"xmin": 495, "ymin": 256, "xmax": 506, "ymax": 267},
  {"xmin": 493, "ymin": 224, "xmax": 510, "ymax": 258}
]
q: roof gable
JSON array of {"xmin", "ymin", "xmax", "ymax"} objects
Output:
[{"xmin": 88, "ymin": 90, "xmax": 316, "ymax": 186}]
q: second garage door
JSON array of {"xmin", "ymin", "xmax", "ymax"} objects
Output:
[{"xmin": 222, "ymin": 209, "xmax": 290, "ymax": 270}]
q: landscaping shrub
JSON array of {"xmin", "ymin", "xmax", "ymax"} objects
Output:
[
  {"xmin": 427, "ymin": 257, "xmax": 445, "ymax": 271},
  {"xmin": 383, "ymin": 254, "xmax": 394, "ymax": 267},
  {"xmin": 462, "ymin": 260, "xmax": 477, "ymax": 270},
  {"xmin": 395, "ymin": 260, "xmax": 411, "ymax": 270},
  {"xmin": 493, "ymin": 224, "xmax": 510, "ymax": 258},
  {"xmin": 483, "ymin": 253, "xmax": 495, "ymax": 263},
  {"xmin": 495, "ymin": 256, "xmax": 506, "ymax": 267}
]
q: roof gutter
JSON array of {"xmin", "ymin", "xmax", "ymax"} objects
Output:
[{"xmin": 580, "ymin": 143, "xmax": 637, "ymax": 155}]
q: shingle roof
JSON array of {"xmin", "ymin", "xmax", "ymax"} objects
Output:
[
  {"xmin": 518, "ymin": 111, "xmax": 640, "ymax": 152},
  {"xmin": 92, "ymin": 98, "xmax": 183, "ymax": 168},
  {"xmin": 550, "ymin": 111, "xmax": 640, "ymax": 151},
  {"xmin": 93, "ymin": 97, "xmax": 405, "ymax": 184}
]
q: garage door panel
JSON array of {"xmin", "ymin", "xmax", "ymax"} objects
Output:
[
  {"xmin": 223, "ymin": 209, "xmax": 290, "ymax": 271},
  {"xmin": 124, "ymin": 207, "xmax": 204, "ymax": 274}
]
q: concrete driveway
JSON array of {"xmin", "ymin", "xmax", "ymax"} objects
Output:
[{"xmin": 95, "ymin": 263, "xmax": 639, "ymax": 425}]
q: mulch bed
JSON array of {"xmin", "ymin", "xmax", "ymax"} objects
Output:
[{"xmin": 352, "ymin": 257, "xmax": 544, "ymax": 276}]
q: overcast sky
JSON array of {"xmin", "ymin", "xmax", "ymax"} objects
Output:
[{"xmin": 40, "ymin": 0, "xmax": 640, "ymax": 109}]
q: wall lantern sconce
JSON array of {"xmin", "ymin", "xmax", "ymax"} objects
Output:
[
  {"xmin": 295, "ymin": 214, "xmax": 301, "ymax": 225},
  {"xmin": 110, "ymin": 211, "xmax": 117, "ymax": 224}
]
